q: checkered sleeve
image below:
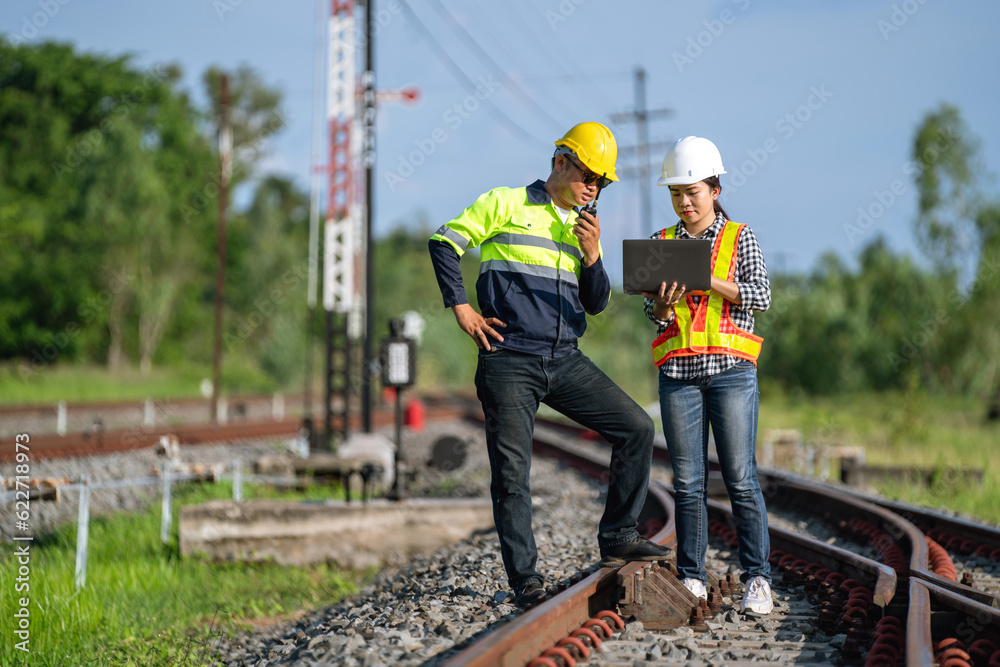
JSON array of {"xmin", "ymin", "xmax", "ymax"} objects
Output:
[{"xmin": 734, "ymin": 226, "xmax": 771, "ymax": 312}]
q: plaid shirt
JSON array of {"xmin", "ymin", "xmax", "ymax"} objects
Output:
[{"xmin": 643, "ymin": 213, "xmax": 771, "ymax": 379}]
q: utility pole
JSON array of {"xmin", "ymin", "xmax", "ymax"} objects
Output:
[
  {"xmin": 211, "ymin": 73, "xmax": 231, "ymax": 423},
  {"xmin": 304, "ymin": 0, "xmax": 325, "ymax": 442},
  {"xmin": 361, "ymin": 0, "xmax": 375, "ymax": 433},
  {"xmin": 611, "ymin": 67, "xmax": 673, "ymax": 237}
]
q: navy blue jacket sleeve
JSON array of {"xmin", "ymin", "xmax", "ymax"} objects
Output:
[
  {"xmin": 578, "ymin": 257, "xmax": 610, "ymax": 315},
  {"xmin": 428, "ymin": 239, "xmax": 468, "ymax": 308}
]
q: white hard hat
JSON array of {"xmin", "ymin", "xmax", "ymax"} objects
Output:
[{"xmin": 657, "ymin": 136, "xmax": 726, "ymax": 186}]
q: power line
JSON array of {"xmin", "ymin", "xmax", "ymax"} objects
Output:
[
  {"xmin": 458, "ymin": 2, "xmax": 580, "ymax": 124},
  {"xmin": 610, "ymin": 67, "xmax": 673, "ymax": 237},
  {"xmin": 425, "ymin": 0, "xmax": 565, "ymax": 134},
  {"xmin": 506, "ymin": 0, "xmax": 621, "ymax": 113},
  {"xmin": 397, "ymin": 0, "xmax": 549, "ymax": 149}
]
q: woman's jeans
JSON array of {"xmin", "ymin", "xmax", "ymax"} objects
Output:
[
  {"xmin": 658, "ymin": 361, "xmax": 771, "ymax": 584},
  {"xmin": 476, "ymin": 348, "xmax": 655, "ymax": 590}
]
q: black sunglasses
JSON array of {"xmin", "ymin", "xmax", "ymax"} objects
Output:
[{"xmin": 564, "ymin": 155, "xmax": 613, "ymax": 189}]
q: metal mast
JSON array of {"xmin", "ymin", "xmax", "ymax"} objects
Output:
[{"xmin": 323, "ymin": 0, "xmax": 359, "ymax": 447}]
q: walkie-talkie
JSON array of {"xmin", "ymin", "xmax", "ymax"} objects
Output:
[{"xmin": 582, "ymin": 173, "xmax": 607, "ymax": 216}]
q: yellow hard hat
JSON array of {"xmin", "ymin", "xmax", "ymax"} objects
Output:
[{"xmin": 554, "ymin": 122, "xmax": 619, "ymax": 182}]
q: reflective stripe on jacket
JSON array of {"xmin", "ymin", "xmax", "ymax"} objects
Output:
[
  {"xmin": 429, "ymin": 180, "xmax": 610, "ymax": 357},
  {"xmin": 651, "ymin": 221, "xmax": 764, "ymax": 365}
]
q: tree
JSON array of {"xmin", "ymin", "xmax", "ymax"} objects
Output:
[
  {"xmin": 0, "ymin": 39, "xmax": 219, "ymax": 375},
  {"xmin": 202, "ymin": 65, "xmax": 287, "ymax": 192},
  {"xmin": 911, "ymin": 103, "xmax": 981, "ymax": 273},
  {"xmin": 911, "ymin": 104, "xmax": 1000, "ymax": 395},
  {"xmin": 225, "ymin": 176, "xmax": 311, "ymax": 385}
]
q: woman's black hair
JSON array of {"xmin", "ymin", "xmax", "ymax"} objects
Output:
[{"xmin": 703, "ymin": 175, "xmax": 730, "ymax": 220}]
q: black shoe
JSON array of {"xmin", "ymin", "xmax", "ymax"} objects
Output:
[
  {"xmin": 599, "ymin": 535, "xmax": 672, "ymax": 567},
  {"xmin": 513, "ymin": 581, "xmax": 545, "ymax": 608}
]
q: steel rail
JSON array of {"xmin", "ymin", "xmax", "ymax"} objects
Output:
[
  {"xmin": 762, "ymin": 472, "xmax": 929, "ymax": 574},
  {"xmin": 907, "ymin": 577, "xmax": 937, "ymax": 667},
  {"xmin": 444, "ymin": 418, "xmax": 916, "ymax": 666},
  {"xmin": 439, "ymin": 487, "xmax": 674, "ymax": 667},
  {"xmin": 704, "ymin": 494, "xmax": 898, "ymax": 607},
  {"xmin": 0, "ymin": 392, "xmax": 310, "ymax": 416},
  {"xmin": 439, "ymin": 420, "xmax": 676, "ymax": 667},
  {"xmin": 0, "ymin": 403, "xmax": 468, "ymax": 462},
  {"xmin": 846, "ymin": 487, "xmax": 1000, "ymax": 606},
  {"xmin": 913, "ymin": 576, "xmax": 1000, "ymax": 645},
  {"xmin": 758, "ymin": 468, "xmax": 998, "ymax": 608}
]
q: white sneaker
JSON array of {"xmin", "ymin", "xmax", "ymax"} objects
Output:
[
  {"xmin": 680, "ymin": 578, "xmax": 707, "ymax": 600},
  {"xmin": 739, "ymin": 576, "xmax": 773, "ymax": 614}
]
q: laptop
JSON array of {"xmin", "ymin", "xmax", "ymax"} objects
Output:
[{"xmin": 621, "ymin": 239, "xmax": 713, "ymax": 295}]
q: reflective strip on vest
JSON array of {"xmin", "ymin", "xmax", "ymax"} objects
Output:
[
  {"xmin": 652, "ymin": 221, "xmax": 764, "ymax": 365},
  {"xmin": 479, "ymin": 259, "xmax": 579, "ymax": 286},
  {"xmin": 482, "ymin": 233, "xmax": 585, "ymax": 263},
  {"xmin": 480, "ymin": 229, "xmax": 583, "ymax": 280},
  {"xmin": 430, "ymin": 224, "xmax": 471, "ymax": 254}
]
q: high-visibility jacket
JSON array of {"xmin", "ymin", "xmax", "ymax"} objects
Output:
[
  {"xmin": 429, "ymin": 180, "xmax": 610, "ymax": 357},
  {"xmin": 651, "ymin": 221, "xmax": 763, "ymax": 365}
]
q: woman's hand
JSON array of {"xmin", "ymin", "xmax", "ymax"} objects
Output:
[{"xmin": 642, "ymin": 281, "xmax": 686, "ymax": 320}]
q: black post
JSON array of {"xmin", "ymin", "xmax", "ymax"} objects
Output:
[
  {"xmin": 390, "ymin": 387, "xmax": 404, "ymax": 500},
  {"xmin": 324, "ymin": 309, "xmax": 333, "ymax": 450},
  {"xmin": 361, "ymin": 0, "xmax": 376, "ymax": 433}
]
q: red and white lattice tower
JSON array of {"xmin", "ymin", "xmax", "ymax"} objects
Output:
[
  {"xmin": 324, "ymin": 0, "xmax": 361, "ymax": 320},
  {"xmin": 322, "ymin": 0, "xmax": 362, "ymax": 442}
]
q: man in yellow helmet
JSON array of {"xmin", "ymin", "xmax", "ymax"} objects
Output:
[{"xmin": 429, "ymin": 122, "xmax": 671, "ymax": 607}]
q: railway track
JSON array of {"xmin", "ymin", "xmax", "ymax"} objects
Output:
[
  {"xmin": 7, "ymin": 398, "xmax": 1000, "ymax": 665},
  {"xmin": 0, "ymin": 396, "xmax": 466, "ymax": 463},
  {"xmin": 442, "ymin": 416, "xmax": 1000, "ymax": 666}
]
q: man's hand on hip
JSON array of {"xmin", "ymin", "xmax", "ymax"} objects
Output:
[{"xmin": 453, "ymin": 303, "xmax": 506, "ymax": 351}]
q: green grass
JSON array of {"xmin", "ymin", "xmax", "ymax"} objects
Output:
[
  {"xmin": 0, "ymin": 362, "xmax": 204, "ymax": 404},
  {"xmin": 1, "ymin": 481, "xmax": 369, "ymax": 666},
  {"xmin": 0, "ymin": 358, "xmax": 320, "ymax": 405},
  {"xmin": 757, "ymin": 389, "xmax": 1000, "ymax": 525}
]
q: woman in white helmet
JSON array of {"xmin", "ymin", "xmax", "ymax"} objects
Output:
[{"xmin": 641, "ymin": 136, "xmax": 774, "ymax": 615}]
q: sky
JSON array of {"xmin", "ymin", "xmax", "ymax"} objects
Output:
[{"xmin": 4, "ymin": 0, "xmax": 1000, "ymax": 282}]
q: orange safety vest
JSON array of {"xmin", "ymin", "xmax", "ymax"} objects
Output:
[{"xmin": 651, "ymin": 221, "xmax": 764, "ymax": 366}]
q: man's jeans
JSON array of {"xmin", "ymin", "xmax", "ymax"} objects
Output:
[
  {"xmin": 475, "ymin": 348, "xmax": 655, "ymax": 590},
  {"xmin": 658, "ymin": 361, "xmax": 771, "ymax": 584}
]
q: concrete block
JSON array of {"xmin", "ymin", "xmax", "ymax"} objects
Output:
[
  {"xmin": 179, "ymin": 497, "xmax": 494, "ymax": 569},
  {"xmin": 338, "ymin": 433, "xmax": 397, "ymax": 491},
  {"xmin": 254, "ymin": 455, "xmax": 295, "ymax": 477}
]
